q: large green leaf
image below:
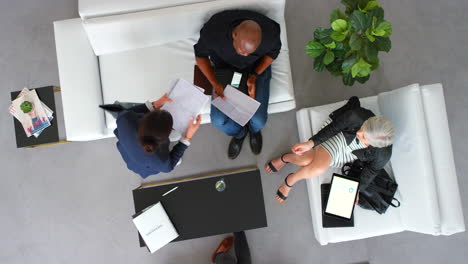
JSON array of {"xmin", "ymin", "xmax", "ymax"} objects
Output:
[
  {"xmin": 326, "ymin": 61, "xmax": 343, "ymax": 76},
  {"xmin": 365, "ymin": 28, "xmax": 376, "ymax": 42},
  {"xmin": 343, "ymin": 72, "xmax": 356, "ymax": 86},
  {"xmin": 374, "ymin": 21, "xmax": 392, "ymax": 37},
  {"xmin": 374, "ymin": 36, "xmax": 391, "ymax": 52},
  {"xmin": 330, "ymin": 8, "xmax": 346, "ymax": 23},
  {"xmin": 314, "ymin": 28, "xmax": 330, "ymax": 40},
  {"xmin": 369, "ymin": 57, "xmax": 380, "ymax": 70},
  {"xmin": 357, "ymin": 0, "xmax": 370, "ymax": 10},
  {"xmin": 367, "ymin": 6, "xmax": 384, "ymax": 25},
  {"xmin": 314, "ymin": 28, "xmax": 334, "ymax": 44},
  {"xmin": 356, "ymin": 74, "xmax": 371, "ymax": 84},
  {"xmin": 361, "ymin": 0, "xmax": 379, "ymax": 12},
  {"xmin": 332, "ymin": 19, "xmax": 348, "ymax": 32},
  {"xmin": 333, "ymin": 42, "xmax": 347, "ymax": 58},
  {"xmin": 349, "ymin": 33, "xmax": 362, "ymax": 50},
  {"xmin": 324, "ymin": 41, "xmax": 336, "ymax": 49},
  {"xmin": 331, "ymin": 31, "xmax": 346, "ymax": 42},
  {"xmin": 314, "ymin": 54, "xmax": 326, "ymax": 72},
  {"xmin": 341, "ymin": 0, "xmax": 359, "ymax": 10},
  {"xmin": 341, "ymin": 56, "xmax": 357, "ymax": 71},
  {"xmin": 323, "ymin": 50, "xmax": 335, "ymax": 65},
  {"xmin": 349, "ymin": 10, "xmax": 371, "ymax": 31},
  {"xmin": 351, "ymin": 58, "xmax": 372, "ymax": 77},
  {"xmin": 364, "ymin": 41, "xmax": 378, "ymax": 60},
  {"xmin": 306, "ymin": 41, "xmax": 325, "ymax": 58}
]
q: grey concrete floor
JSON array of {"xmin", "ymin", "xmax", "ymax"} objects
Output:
[{"xmin": 1, "ymin": 0, "xmax": 467, "ymax": 263}]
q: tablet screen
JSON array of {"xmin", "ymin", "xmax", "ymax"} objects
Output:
[{"xmin": 325, "ymin": 175, "xmax": 359, "ymax": 219}]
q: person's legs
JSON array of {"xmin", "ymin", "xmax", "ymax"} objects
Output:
[
  {"xmin": 214, "ymin": 253, "xmax": 237, "ymax": 264},
  {"xmin": 275, "ymin": 146, "xmax": 332, "ymax": 203},
  {"xmin": 211, "ymin": 95, "xmax": 247, "ymax": 159},
  {"xmin": 265, "ymin": 150, "xmax": 317, "ymax": 173},
  {"xmin": 248, "ymin": 66, "xmax": 271, "ymax": 134},
  {"xmin": 247, "ymin": 67, "xmax": 271, "ymax": 155},
  {"xmin": 233, "ymin": 231, "xmax": 251, "ymax": 264},
  {"xmin": 211, "ymin": 101, "xmax": 246, "ymax": 138},
  {"xmin": 212, "ymin": 236, "xmax": 235, "ymax": 264}
]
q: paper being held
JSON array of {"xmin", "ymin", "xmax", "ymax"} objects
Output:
[
  {"xmin": 161, "ymin": 79, "xmax": 209, "ymax": 134},
  {"xmin": 212, "ymin": 85, "xmax": 261, "ymax": 127}
]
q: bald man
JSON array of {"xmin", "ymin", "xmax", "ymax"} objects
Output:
[{"xmin": 194, "ymin": 10, "xmax": 281, "ymax": 159}]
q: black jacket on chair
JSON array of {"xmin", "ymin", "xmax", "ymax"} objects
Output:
[{"xmin": 309, "ymin": 96, "xmax": 393, "ymax": 192}]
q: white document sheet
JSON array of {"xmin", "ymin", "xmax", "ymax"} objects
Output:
[
  {"xmin": 161, "ymin": 79, "xmax": 209, "ymax": 134},
  {"xmin": 211, "ymin": 85, "xmax": 261, "ymax": 127},
  {"xmin": 132, "ymin": 202, "xmax": 179, "ymax": 254}
]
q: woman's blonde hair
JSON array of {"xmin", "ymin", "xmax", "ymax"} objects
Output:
[{"xmin": 362, "ymin": 116, "xmax": 395, "ymax": 148}]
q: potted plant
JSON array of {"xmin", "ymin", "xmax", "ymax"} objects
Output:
[
  {"xmin": 20, "ymin": 101, "xmax": 33, "ymax": 114},
  {"xmin": 306, "ymin": 0, "xmax": 392, "ymax": 85}
]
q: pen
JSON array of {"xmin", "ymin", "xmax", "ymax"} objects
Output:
[{"xmin": 162, "ymin": 186, "xmax": 178, "ymax": 197}]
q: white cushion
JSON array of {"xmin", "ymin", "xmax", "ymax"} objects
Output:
[
  {"xmin": 298, "ymin": 96, "xmax": 404, "ymax": 245},
  {"xmin": 378, "ymin": 84, "xmax": 441, "ymax": 235},
  {"xmin": 54, "ymin": 19, "xmax": 111, "ymax": 141},
  {"xmin": 79, "ymin": 0, "xmax": 214, "ymax": 19},
  {"xmin": 419, "ymin": 84, "xmax": 465, "ymax": 235},
  {"xmin": 82, "ymin": 0, "xmax": 287, "ymax": 56},
  {"xmin": 99, "ymin": 41, "xmax": 295, "ymax": 130}
]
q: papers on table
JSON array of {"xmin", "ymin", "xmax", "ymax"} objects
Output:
[
  {"xmin": 212, "ymin": 85, "xmax": 261, "ymax": 126},
  {"xmin": 161, "ymin": 79, "xmax": 209, "ymax": 134},
  {"xmin": 9, "ymin": 88, "xmax": 54, "ymax": 138},
  {"xmin": 132, "ymin": 202, "xmax": 179, "ymax": 254}
]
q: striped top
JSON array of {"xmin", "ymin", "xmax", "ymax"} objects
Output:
[{"xmin": 319, "ymin": 118, "xmax": 368, "ymax": 168}]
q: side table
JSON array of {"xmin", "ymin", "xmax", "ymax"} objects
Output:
[{"xmin": 10, "ymin": 86, "xmax": 67, "ymax": 148}]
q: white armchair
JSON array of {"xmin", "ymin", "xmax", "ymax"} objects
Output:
[
  {"xmin": 54, "ymin": 0, "xmax": 295, "ymax": 141},
  {"xmin": 296, "ymin": 83, "xmax": 465, "ymax": 245}
]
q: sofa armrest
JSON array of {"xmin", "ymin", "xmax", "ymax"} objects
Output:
[
  {"xmin": 420, "ymin": 84, "xmax": 465, "ymax": 235},
  {"xmin": 54, "ymin": 19, "xmax": 108, "ymax": 141}
]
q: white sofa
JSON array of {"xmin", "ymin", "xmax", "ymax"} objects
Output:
[
  {"xmin": 54, "ymin": 0, "xmax": 295, "ymax": 141},
  {"xmin": 296, "ymin": 83, "xmax": 465, "ymax": 245}
]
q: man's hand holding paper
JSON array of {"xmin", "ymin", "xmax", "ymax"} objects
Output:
[{"xmin": 211, "ymin": 85, "xmax": 261, "ymax": 127}]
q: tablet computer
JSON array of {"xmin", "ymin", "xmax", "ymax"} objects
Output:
[{"xmin": 324, "ymin": 173, "xmax": 360, "ymax": 220}]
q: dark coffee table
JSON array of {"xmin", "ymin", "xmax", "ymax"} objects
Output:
[{"xmin": 132, "ymin": 167, "xmax": 267, "ymax": 246}]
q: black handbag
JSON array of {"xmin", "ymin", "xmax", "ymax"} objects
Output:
[{"xmin": 342, "ymin": 160, "xmax": 400, "ymax": 214}]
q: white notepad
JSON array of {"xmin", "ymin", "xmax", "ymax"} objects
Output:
[
  {"xmin": 132, "ymin": 202, "xmax": 179, "ymax": 253},
  {"xmin": 161, "ymin": 79, "xmax": 209, "ymax": 134},
  {"xmin": 211, "ymin": 85, "xmax": 261, "ymax": 126}
]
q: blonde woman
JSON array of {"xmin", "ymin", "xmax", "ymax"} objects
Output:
[{"xmin": 266, "ymin": 96, "xmax": 395, "ymax": 203}]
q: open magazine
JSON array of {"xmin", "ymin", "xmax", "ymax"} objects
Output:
[{"xmin": 9, "ymin": 88, "xmax": 54, "ymax": 138}]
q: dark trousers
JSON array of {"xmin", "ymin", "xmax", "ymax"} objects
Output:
[
  {"xmin": 210, "ymin": 66, "xmax": 271, "ymax": 139},
  {"xmin": 215, "ymin": 231, "xmax": 251, "ymax": 264}
]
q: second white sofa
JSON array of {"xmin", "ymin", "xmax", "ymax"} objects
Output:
[{"xmin": 296, "ymin": 83, "xmax": 465, "ymax": 245}]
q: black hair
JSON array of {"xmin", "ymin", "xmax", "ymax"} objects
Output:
[{"xmin": 138, "ymin": 109, "xmax": 173, "ymax": 154}]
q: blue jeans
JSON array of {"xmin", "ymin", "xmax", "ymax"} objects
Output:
[{"xmin": 211, "ymin": 67, "xmax": 271, "ymax": 139}]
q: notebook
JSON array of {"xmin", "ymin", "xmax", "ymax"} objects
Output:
[{"xmin": 132, "ymin": 202, "xmax": 179, "ymax": 253}]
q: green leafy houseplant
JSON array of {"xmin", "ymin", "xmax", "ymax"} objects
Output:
[{"xmin": 306, "ymin": 0, "xmax": 392, "ymax": 86}]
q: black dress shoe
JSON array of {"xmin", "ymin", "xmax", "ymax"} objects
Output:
[
  {"xmin": 99, "ymin": 104, "xmax": 125, "ymax": 112},
  {"xmin": 228, "ymin": 134, "xmax": 247, "ymax": 160},
  {"xmin": 249, "ymin": 130, "xmax": 263, "ymax": 155}
]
